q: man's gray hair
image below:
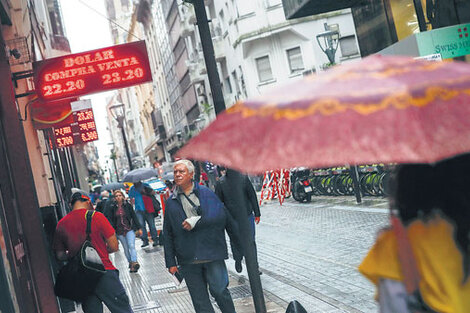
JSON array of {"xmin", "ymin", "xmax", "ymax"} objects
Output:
[
  {"xmin": 100, "ymin": 190, "xmax": 109, "ymax": 198},
  {"xmin": 174, "ymin": 159, "xmax": 195, "ymax": 177}
]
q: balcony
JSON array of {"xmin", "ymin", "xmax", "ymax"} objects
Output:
[
  {"xmin": 185, "ymin": 51, "xmax": 206, "ymax": 84},
  {"xmin": 213, "ymin": 36, "xmax": 225, "ymax": 62},
  {"xmin": 181, "ymin": 19, "xmax": 195, "ymax": 38},
  {"xmin": 186, "ymin": 5, "xmax": 196, "ymax": 25}
]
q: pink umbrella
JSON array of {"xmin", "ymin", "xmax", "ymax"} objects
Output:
[{"xmin": 177, "ymin": 55, "xmax": 470, "ymax": 173}]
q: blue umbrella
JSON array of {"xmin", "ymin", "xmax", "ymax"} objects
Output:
[
  {"xmin": 122, "ymin": 168, "xmax": 159, "ymax": 183},
  {"xmin": 101, "ymin": 182, "xmax": 126, "ymax": 191}
]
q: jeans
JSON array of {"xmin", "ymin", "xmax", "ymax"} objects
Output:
[
  {"xmin": 135, "ymin": 210, "xmax": 158, "ymax": 243},
  {"xmin": 117, "ymin": 230, "xmax": 137, "ymax": 263},
  {"xmin": 81, "ymin": 270, "xmax": 133, "ymax": 313},
  {"xmin": 180, "ymin": 260, "xmax": 235, "ymax": 313}
]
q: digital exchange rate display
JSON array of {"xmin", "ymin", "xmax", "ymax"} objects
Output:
[
  {"xmin": 53, "ymin": 107, "xmax": 98, "ymax": 148},
  {"xmin": 33, "ymin": 41, "xmax": 152, "ymax": 101}
]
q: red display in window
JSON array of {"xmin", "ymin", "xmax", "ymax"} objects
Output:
[{"xmin": 52, "ymin": 107, "xmax": 99, "ymax": 148}]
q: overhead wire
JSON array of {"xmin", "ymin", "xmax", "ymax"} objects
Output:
[{"xmin": 77, "ymin": 0, "xmax": 142, "ymax": 41}]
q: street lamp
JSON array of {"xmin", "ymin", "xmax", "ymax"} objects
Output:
[
  {"xmin": 109, "ymin": 103, "xmax": 133, "ymax": 171},
  {"xmin": 316, "ymin": 23, "xmax": 340, "ymax": 65}
]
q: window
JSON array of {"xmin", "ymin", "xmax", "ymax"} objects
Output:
[
  {"xmin": 224, "ymin": 76, "xmax": 232, "ymax": 94},
  {"xmin": 286, "ymin": 47, "xmax": 304, "ymax": 74},
  {"xmin": 255, "ymin": 56, "xmax": 273, "ymax": 83},
  {"xmin": 339, "ymin": 35, "xmax": 359, "ymax": 57}
]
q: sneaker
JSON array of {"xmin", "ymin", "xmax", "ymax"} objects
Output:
[
  {"xmin": 141, "ymin": 242, "xmax": 149, "ymax": 248},
  {"xmin": 235, "ymin": 260, "xmax": 243, "ymax": 273},
  {"xmin": 152, "ymin": 242, "xmax": 158, "ymax": 247},
  {"xmin": 130, "ymin": 262, "xmax": 140, "ymax": 273}
]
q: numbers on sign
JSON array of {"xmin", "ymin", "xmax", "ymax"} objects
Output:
[
  {"xmin": 77, "ymin": 110, "xmax": 94, "ymax": 122},
  {"xmin": 53, "ymin": 84, "xmax": 62, "ymax": 94},
  {"xmin": 56, "ymin": 136, "xmax": 74, "ymax": 147},
  {"xmin": 124, "ymin": 69, "xmax": 135, "ymax": 81},
  {"xmin": 112, "ymin": 72, "xmax": 120, "ymax": 83},
  {"xmin": 43, "ymin": 85, "xmax": 53, "ymax": 96},
  {"xmin": 102, "ymin": 68, "xmax": 145, "ymax": 85},
  {"xmin": 42, "ymin": 80, "xmax": 86, "ymax": 97},
  {"xmin": 134, "ymin": 68, "xmax": 144, "ymax": 78},
  {"xmin": 81, "ymin": 130, "xmax": 98, "ymax": 142},
  {"xmin": 102, "ymin": 74, "xmax": 112, "ymax": 85}
]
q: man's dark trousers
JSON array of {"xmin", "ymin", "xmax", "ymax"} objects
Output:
[
  {"xmin": 81, "ymin": 270, "xmax": 133, "ymax": 313},
  {"xmin": 136, "ymin": 210, "xmax": 158, "ymax": 244},
  {"xmin": 180, "ymin": 260, "xmax": 236, "ymax": 313}
]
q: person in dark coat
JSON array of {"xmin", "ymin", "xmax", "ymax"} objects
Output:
[
  {"xmin": 163, "ymin": 159, "xmax": 241, "ymax": 313},
  {"xmin": 95, "ymin": 190, "xmax": 109, "ymax": 213},
  {"xmin": 215, "ymin": 167, "xmax": 261, "ymax": 273},
  {"xmin": 104, "ymin": 190, "xmax": 143, "ymax": 273}
]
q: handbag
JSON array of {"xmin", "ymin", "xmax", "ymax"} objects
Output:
[
  {"xmin": 54, "ymin": 210, "xmax": 106, "ymax": 302},
  {"xmin": 391, "ymin": 213, "xmax": 436, "ymax": 313}
]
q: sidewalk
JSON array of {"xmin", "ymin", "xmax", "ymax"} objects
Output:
[{"xmin": 88, "ymin": 241, "xmax": 287, "ymax": 313}]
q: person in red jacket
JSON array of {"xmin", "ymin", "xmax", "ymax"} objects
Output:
[{"xmin": 53, "ymin": 190, "xmax": 133, "ymax": 313}]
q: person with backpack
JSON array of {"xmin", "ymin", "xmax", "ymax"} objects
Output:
[
  {"xmin": 129, "ymin": 181, "xmax": 159, "ymax": 247},
  {"xmin": 52, "ymin": 190, "xmax": 133, "ymax": 313}
]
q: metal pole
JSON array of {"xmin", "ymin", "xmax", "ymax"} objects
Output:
[
  {"xmin": 188, "ymin": 0, "xmax": 266, "ymax": 311},
  {"xmin": 413, "ymin": 0, "xmax": 427, "ymax": 32},
  {"xmin": 192, "ymin": 0, "xmax": 226, "ymax": 115},
  {"xmin": 113, "ymin": 158, "xmax": 120, "ymax": 181},
  {"xmin": 119, "ymin": 118, "xmax": 134, "ymax": 170},
  {"xmin": 349, "ymin": 165, "xmax": 362, "ymax": 204}
]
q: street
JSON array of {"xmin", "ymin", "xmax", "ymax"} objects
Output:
[
  {"xmin": 254, "ymin": 196, "xmax": 389, "ymax": 312},
  {"xmin": 97, "ymin": 195, "xmax": 390, "ymax": 313}
]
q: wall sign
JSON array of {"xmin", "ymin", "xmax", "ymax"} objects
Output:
[
  {"xmin": 34, "ymin": 41, "xmax": 152, "ymax": 101},
  {"xmin": 53, "ymin": 99, "xmax": 99, "ymax": 148},
  {"xmin": 416, "ymin": 23, "xmax": 470, "ymax": 59}
]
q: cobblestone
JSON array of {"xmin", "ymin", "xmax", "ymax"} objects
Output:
[{"xmin": 73, "ymin": 195, "xmax": 389, "ymax": 313}]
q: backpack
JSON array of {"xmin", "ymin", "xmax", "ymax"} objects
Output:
[
  {"xmin": 54, "ymin": 211, "xmax": 106, "ymax": 302},
  {"xmin": 143, "ymin": 186, "xmax": 161, "ymax": 214}
]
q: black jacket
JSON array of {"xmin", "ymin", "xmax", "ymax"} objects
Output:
[
  {"xmin": 215, "ymin": 175, "xmax": 261, "ymax": 217},
  {"xmin": 104, "ymin": 200, "xmax": 142, "ymax": 231}
]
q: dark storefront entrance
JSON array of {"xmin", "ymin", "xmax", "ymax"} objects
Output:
[{"xmin": 0, "ymin": 26, "xmax": 60, "ymax": 313}]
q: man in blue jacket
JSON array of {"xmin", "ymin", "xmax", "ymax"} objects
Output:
[{"xmin": 163, "ymin": 159, "xmax": 240, "ymax": 313}]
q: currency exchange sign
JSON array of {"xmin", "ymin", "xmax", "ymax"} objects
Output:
[
  {"xmin": 33, "ymin": 41, "xmax": 152, "ymax": 101},
  {"xmin": 53, "ymin": 100, "xmax": 99, "ymax": 148}
]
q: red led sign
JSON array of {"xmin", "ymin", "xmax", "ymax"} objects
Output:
[
  {"xmin": 33, "ymin": 41, "xmax": 152, "ymax": 101},
  {"xmin": 53, "ymin": 107, "xmax": 99, "ymax": 148}
]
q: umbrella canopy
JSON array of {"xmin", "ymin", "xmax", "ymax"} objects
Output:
[
  {"xmin": 178, "ymin": 55, "xmax": 470, "ymax": 173},
  {"xmin": 122, "ymin": 168, "xmax": 159, "ymax": 183},
  {"xmin": 101, "ymin": 182, "xmax": 126, "ymax": 191}
]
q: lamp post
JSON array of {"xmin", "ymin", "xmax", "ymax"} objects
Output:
[
  {"xmin": 316, "ymin": 24, "xmax": 362, "ymax": 203},
  {"xmin": 109, "ymin": 103, "xmax": 133, "ymax": 171},
  {"xmin": 316, "ymin": 23, "xmax": 340, "ymax": 65}
]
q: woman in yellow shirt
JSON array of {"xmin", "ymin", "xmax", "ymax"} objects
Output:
[{"xmin": 359, "ymin": 154, "xmax": 470, "ymax": 313}]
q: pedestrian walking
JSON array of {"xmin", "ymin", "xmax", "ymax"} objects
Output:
[
  {"xmin": 163, "ymin": 159, "xmax": 241, "ymax": 313},
  {"xmin": 129, "ymin": 181, "xmax": 159, "ymax": 247},
  {"xmin": 215, "ymin": 167, "xmax": 261, "ymax": 274},
  {"xmin": 95, "ymin": 190, "xmax": 110, "ymax": 213},
  {"xmin": 105, "ymin": 190, "xmax": 143, "ymax": 273},
  {"xmin": 359, "ymin": 154, "xmax": 470, "ymax": 313},
  {"xmin": 53, "ymin": 190, "xmax": 133, "ymax": 313}
]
